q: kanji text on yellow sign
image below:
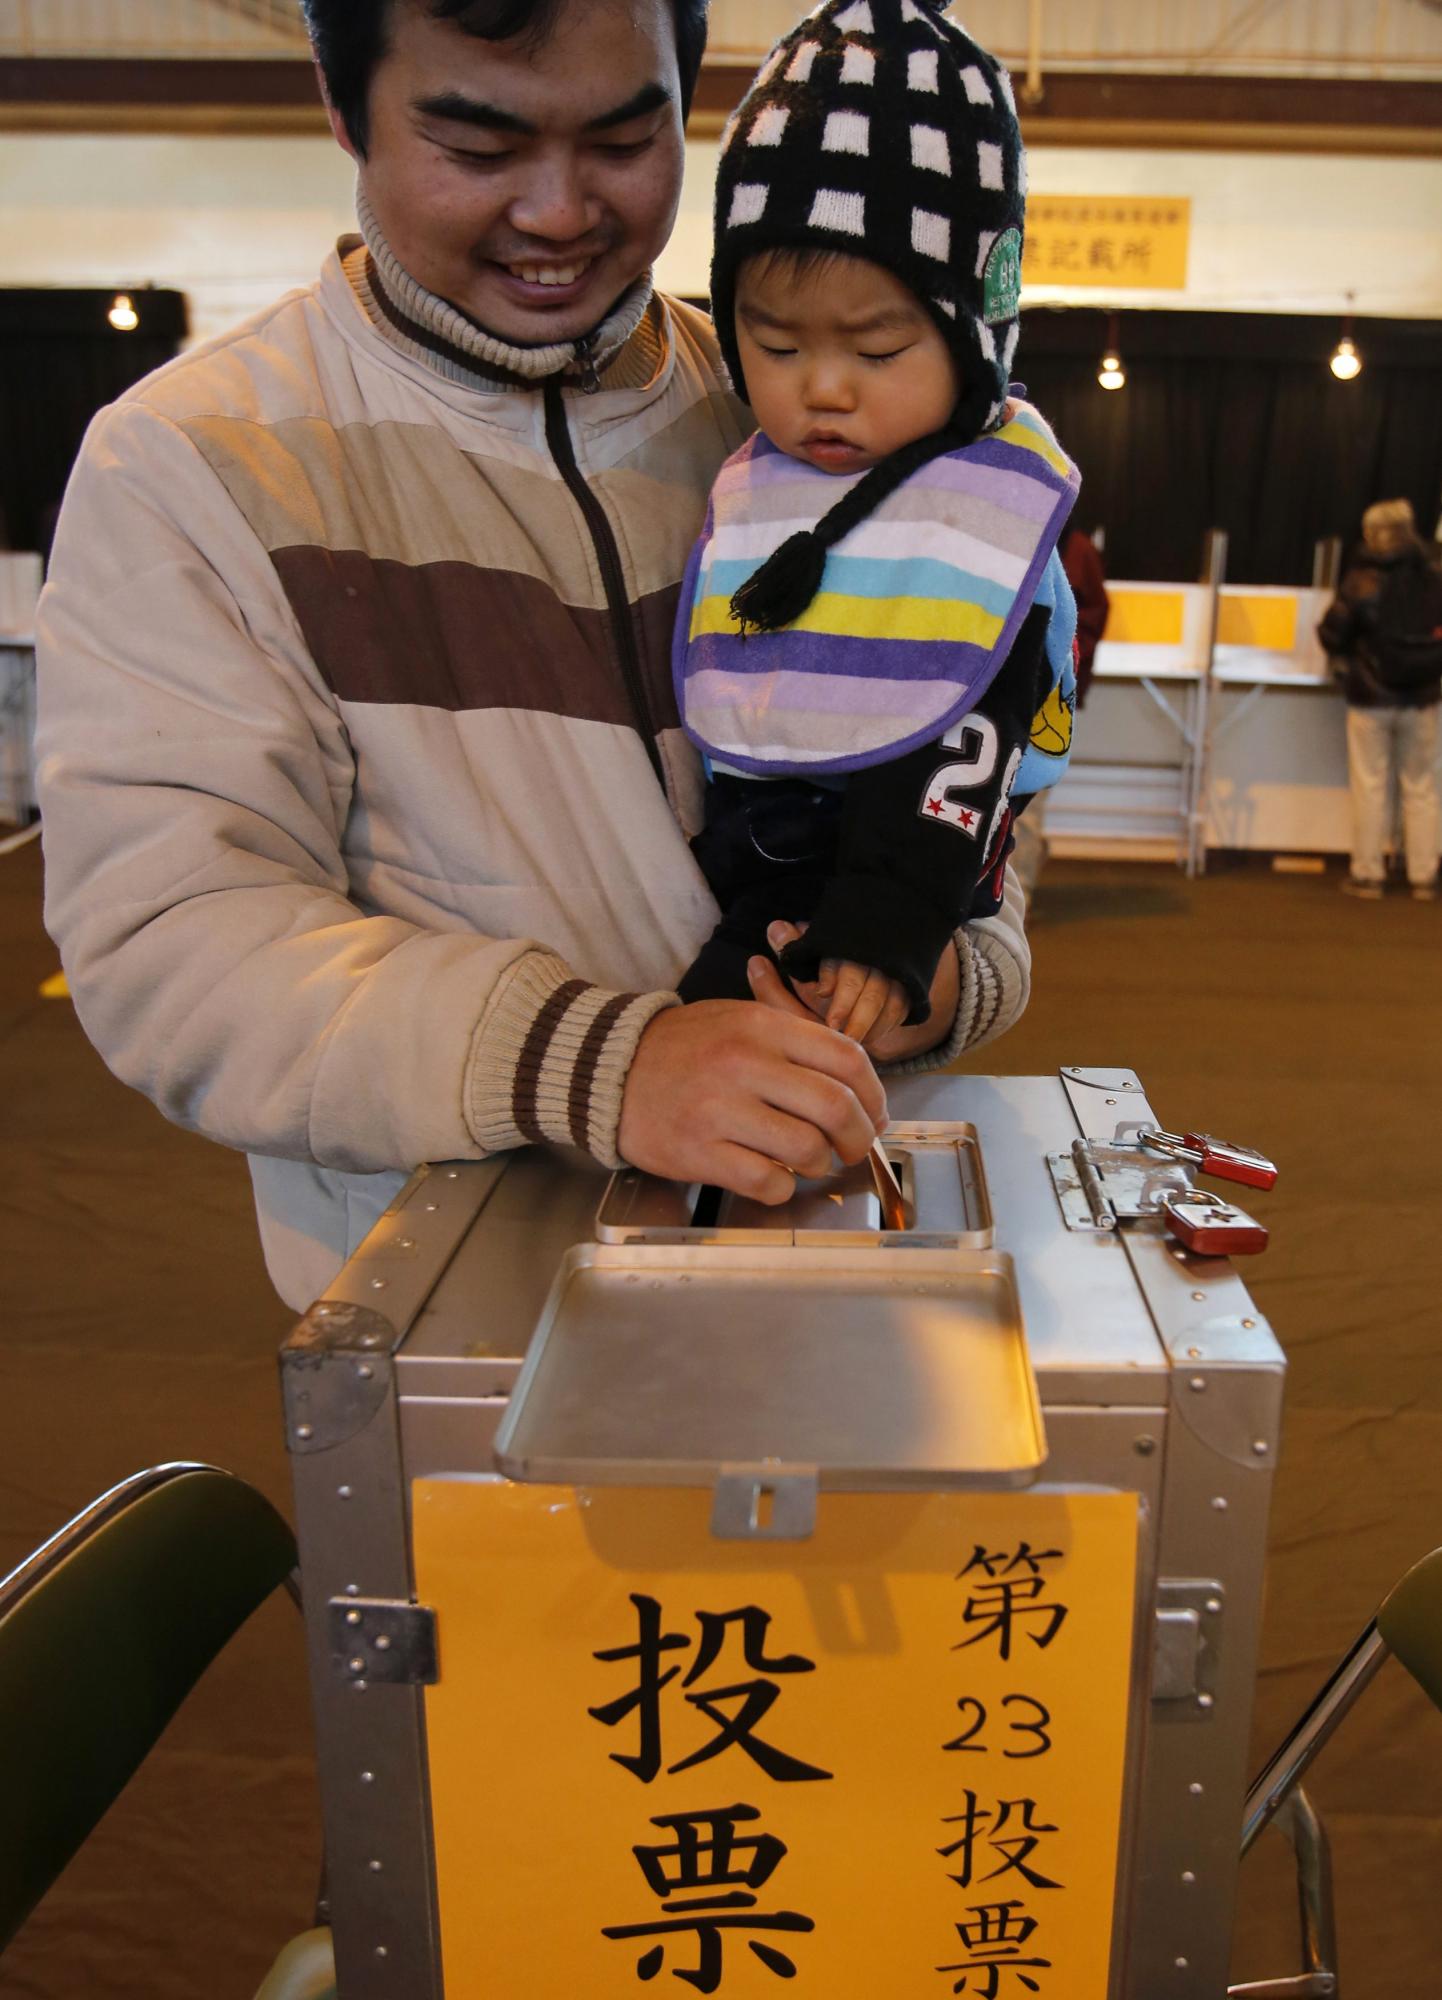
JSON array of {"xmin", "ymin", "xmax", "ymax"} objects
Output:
[
  {"xmin": 1023, "ymin": 197, "xmax": 1191, "ymax": 291},
  {"xmin": 413, "ymin": 1480, "xmax": 1140, "ymax": 1998}
]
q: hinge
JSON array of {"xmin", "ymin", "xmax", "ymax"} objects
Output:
[
  {"xmin": 1151, "ymin": 1579, "xmax": 1224, "ymax": 1714},
  {"xmin": 329, "ymin": 1597, "xmax": 439, "ymax": 1687}
]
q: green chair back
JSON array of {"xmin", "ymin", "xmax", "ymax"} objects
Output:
[
  {"xmin": 1377, "ymin": 1545, "xmax": 1442, "ymax": 1715},
  {"xmin": 0, "ymin": 1463, "xmax": 298, "ymax": 1953}
]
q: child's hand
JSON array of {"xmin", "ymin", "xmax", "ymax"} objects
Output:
[
  {"xmin": 815, "ymin": 957, "xmax": 911, "ymax": 1050},
  {"xmin": 761, "ymin": 920, "xmax": 958, "ymax": 1063}
]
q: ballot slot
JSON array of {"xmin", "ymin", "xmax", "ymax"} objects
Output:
[{"xmin": 594, "ymin": 1120, "xmax": 994, "ymax": 1248}]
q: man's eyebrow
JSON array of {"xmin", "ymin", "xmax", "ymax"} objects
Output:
[
  {"xmin": 413, "ymin": 80, "xmax": 671, "ymax": 138},
  {"xmin": 414, "ymin": 91, "xmax": 536, "ymax": 135},
  {"xmin": 583, "ymin": 81, "xmax": 673, "ymax": 132}
]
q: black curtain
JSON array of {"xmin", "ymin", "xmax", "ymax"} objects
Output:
[
  {"xmin": 1016, "ymin": 309, "xmax": 1442, "ymax": 583},
  {"xmin": 0, "ymin": 288, "xmax": 187, "ymax": 558}
]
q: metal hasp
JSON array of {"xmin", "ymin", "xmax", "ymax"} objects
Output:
[
  {"xmin": 1151, "ymin": 1579, "xmax": 1224, "ymax": 1711},
  {"xmin": 1048, "ymin": 1120, "xmax": 1276, "ymax": 1255},
  {"xmin": 711, "ymin": 1467, "xmax": 820, "ymax": 1541},
  {"xmin": 330, "ymin": 1598, "xmax": 439, "ymax": 1688}
]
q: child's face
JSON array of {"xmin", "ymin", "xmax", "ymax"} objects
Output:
[{"xmin": 735, "ymin": 252, "xmax": 960, "ymax": 475}]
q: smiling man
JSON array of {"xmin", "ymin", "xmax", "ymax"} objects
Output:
[{"xmin": 34, "ymin": 0, "xmax": 1032, "ymax": 1311}]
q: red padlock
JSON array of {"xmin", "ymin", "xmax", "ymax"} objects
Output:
[
  {"xmin": 1141, "ymin": 1128, "xmax": 1278, "ymax": 1192},
  {"xmin": 1159, "ymin": 1187, "xmax": 1269, "ymax": 1257}
]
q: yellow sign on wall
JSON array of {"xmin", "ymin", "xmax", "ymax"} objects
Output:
[
  {"xmin": 413, "ymin": 1481, "xmax": 1140, "ymax": 1998},
  {"xmin": 1023, "ymin": 197, "xmax": 1191, "ymax": 290}
]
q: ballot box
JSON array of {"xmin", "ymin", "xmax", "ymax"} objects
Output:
[{"xmin": 282, "ymin": 1067, "xmax": 1284, "ymax": 1999}]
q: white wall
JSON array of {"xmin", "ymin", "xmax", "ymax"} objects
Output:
[{"xmin": 2, "ymin": 129, "xmax": 1441, "ymax": 343}]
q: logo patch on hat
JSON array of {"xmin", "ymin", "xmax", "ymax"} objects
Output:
[{"xmin": 982, "ymin": 227, "xmax": 1022, "ymax": 325}]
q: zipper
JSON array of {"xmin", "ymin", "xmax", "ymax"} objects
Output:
[{"xmin": 543, "ymin": 373, "xmax": 666, "ymax": 790}]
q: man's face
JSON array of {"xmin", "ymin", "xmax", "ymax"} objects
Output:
[{"xmin": 339, "ymin": 0, "xmax": 685, "ymax": 346}]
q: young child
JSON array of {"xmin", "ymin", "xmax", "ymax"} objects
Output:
[{"xmin": 673, "ymin": 0, "xmax": 1079, "ymax": 1049}]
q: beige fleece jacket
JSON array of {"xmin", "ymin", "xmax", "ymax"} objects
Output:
[{"xmin": 35, "ymin": 225, "xmax": 1031, "ymax": 1308}]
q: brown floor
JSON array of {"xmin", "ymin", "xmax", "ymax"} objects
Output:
[{"xmin": 1, "ymin": 836, "xmax": 1440, "ymax": 1996}]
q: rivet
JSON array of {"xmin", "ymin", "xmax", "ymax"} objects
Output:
[
  {"xmin": 352, "ymin": 1678, "xmax": 368, "ymax": 1692},
  {"xmin": 1191, "ymin": 1290, "xmax": 1206, "ymax": 1302},
  {"xmin": 375, "ymin": 1945, "xmax": 389, "ymax": 1960},
  {"xmin": 374, "ymin": 1633, "xmax": 392, "ymax": 1651},
  {"xmin": 337, "ymin": 1484, "xmax": 353, "ymax": 1500},
  {"xmin": 361, "ymin": 1332, "xmax": 382, "ymax": 1349},
  {"xmin": 345, "ymin": 1609, "xmax": 362, "ymax": 1627},
  {"xmin": 424, "ymin": 1203, "xmax": 439, "ymax": 1213},
  {"xmin": 360, "ymin": 1770, "xmax": 375, "ymax": 1784},
  {"xmin": 1187, "ymin": 1346, "xmax": 1203, "ymax": 1358},
  {"xmin": 1105, "ymin": 1097, "xmax": 1117, "ymax": 1106},
  {"xmin": 1241, "ymin": 1317, "xmax": 1256, "ymax": 1329},
  {"xmin": 446, "ymin": 1169, "xmax": 459, "ymax": 1179},
  {"xmin": 1197, "ymin": 1692, "xmax": 1215, "ymax": 1710},
  {"xmin": 370, "ymin": 1277, "xmax": 388, "ymax": 1292},
  {"xmin": 1252, "ymin": 1439, "xmax": 1268, "ymax": 1456},
  {"xmin": 1205, "ymin": 1597, "xmax": 1222, "ymax": 1615},
  {"xmin": 1175, "ymin": 1957, "xmax": 1189, "ymax": 1970},
  {"xmin": 348, "ymin": 1655, "xmax": 366, "ymax": 1675},
  {"xmin": 314, "ymin": 1304, "xmax": 333, "ymax": 1317},
  {"xmin": 1212, "ymin": 1495, "xmax": 1228, "ymax": 1511},
  {"xmin": 296, "ymin": 1423, "xmax": 314, "ymax": 1441},
  {"xmin": 1181, "ymin": 1869, "xmax": 1196, "ymax": 1884},
  {"xmin": 397, "ymin": 1237, "xmax": 415, "ymax": 1251},
  {"xmin": 1133, "ymin": 1435, "xmax": 1156, "ymax": 1456},
  {"xmin": 345, "ymin": 1583, "xmax": 360, "ymax": 1596},
  {"xmin": 1189, "ymin": 1376, "xmax": 1206, "ymax": 1393},
  {"xmin": 1123, "ymin": 1080, "xmax": 1134, "ymax": 1087},
  {"xmin": 1189, "ymin": 1782, "xmax": 1204, "ymax": 1796},
  {"xmin": 369, "ymin": 1859, "xmax": 384, "ymax": 1873},
  {"xmin": 357, "ymin": 1364, "xmax": 374, "ymax": 1381}
]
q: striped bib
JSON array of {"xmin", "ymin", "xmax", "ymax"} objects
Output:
[{"xmin": 674, "ymin": 401, "xmax": 1080, "ymax": 777}]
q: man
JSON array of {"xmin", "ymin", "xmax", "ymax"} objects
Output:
[
  {"xmin": 1319, "ymin": 497, "xmax": 1442, "ymax": 901},
  {"xmin": 35, "ymin": 0, "xmax": 1031, "ymax": 1310}
]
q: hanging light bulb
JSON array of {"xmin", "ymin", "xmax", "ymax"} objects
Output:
[
  {"xmin": 1330, "ymin": 299, "xmax": 1361, "ymax": 381},
  {"xmin": 108, "ymin": 292, "xmax": 140, "ymax": 332},
  {"xmin": 1098, "ymin": 314, "xmax": 1125, "ymax": 390}
]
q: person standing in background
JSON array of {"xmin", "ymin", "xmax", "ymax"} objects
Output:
[
  {"xmin": 1062, "ymin": 523, "xmax": 1109, "ymax": 710},
  {"xmin": 1318, "ymin": 498, "xmax": 1442, "ymax": 902}
]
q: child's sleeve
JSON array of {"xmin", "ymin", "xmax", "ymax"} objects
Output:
[{"xmin": 777, "ymin": 601, "xmax": 1055, "ymax": 1023}]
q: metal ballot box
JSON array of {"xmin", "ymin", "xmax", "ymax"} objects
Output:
[{"xmin": 282, "ymin": 1068, "xmax": 1285, "ymax": 2000}]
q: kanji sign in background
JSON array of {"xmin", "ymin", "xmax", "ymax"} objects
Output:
[
  {"xmin": 1022, "ymin": 197, "xmax": 1191, "ymax": 290},
  {"xmin": 413, "ymin": 1482, "xmax": 1139, "ymax": 1997}
]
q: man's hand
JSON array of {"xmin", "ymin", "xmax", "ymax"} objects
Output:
[
  {"xmin": 617, "ymin": 999, "xmax": 887, "ymax": 1204},
  {"xmin": 757, "ymin": 921, "xmax": 960, "ymax": 1065}
]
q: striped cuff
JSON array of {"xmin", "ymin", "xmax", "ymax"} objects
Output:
[
  {"xmin": 465, "ymin": 949, "xmax": 680, "ymax": 1167},
  {"xmin": 885, "ymin": 924, "xmax": 1024, "ymax": 1077}
]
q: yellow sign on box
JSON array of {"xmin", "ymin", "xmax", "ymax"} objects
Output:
[
  {"xmin": 413, "ymin": 1480, "xmax": 1139, "ymax": 1998},
  {"xmin": 1023, "ymin": 197, "xmax": 1191, "ymax": 291}
]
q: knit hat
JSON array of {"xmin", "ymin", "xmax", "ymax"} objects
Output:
[{"xmin": 711, "ymin": 0, "xmax": 1026, "ymax": 444}]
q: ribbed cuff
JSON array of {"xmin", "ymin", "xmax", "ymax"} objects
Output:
[
  {"xmin": 465, "ymin": 950, "xmax": 680, "ymax": 1167},
  {"xmin": 884, "ymin": 922, "xmax": 1024, "ymax": 1076}
]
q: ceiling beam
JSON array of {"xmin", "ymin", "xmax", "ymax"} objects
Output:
[{"xmin": 1, "ymin": 57, "xmax": 1440, "ymax": 154}]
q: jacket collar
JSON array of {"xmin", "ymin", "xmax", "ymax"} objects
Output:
[{"xmin": 352, "ymin": 186, "xmax": 659, "ymax": 395}]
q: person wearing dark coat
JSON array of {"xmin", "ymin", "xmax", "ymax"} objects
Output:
[{"xmin": 1318, "ymin": 498, "xmax": 1442, "ymax": 901}]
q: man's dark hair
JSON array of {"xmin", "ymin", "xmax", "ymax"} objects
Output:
[{"xmin": 304, "ymin": 0, "xmax": 709, "ymax": 157}]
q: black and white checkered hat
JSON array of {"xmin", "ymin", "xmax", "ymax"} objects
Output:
[{"xmin": 711, "ymin": 0, "xmax": 1027, "ymax": 443}]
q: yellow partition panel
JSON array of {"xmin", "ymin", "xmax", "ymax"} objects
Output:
[
  {"xmin": 1102, "ymin": 590, "xmax": 1186, "ymax": 646},
  {"xmin": 413, "ymin": 1481, "xmax": 1139, "ymax": 1998},
  {"xmin": 1217, "ymin": 594, "xmax": 1298, "ymax": 652}
]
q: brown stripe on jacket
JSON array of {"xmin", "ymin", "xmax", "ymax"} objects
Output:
[
  {"xmin": 512, "ymin": 978, "xmax": 590, "ymax": 1144},
  {"xmin": 272, "ymin": 547, "xmax": 682, "ymax": 731}
]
